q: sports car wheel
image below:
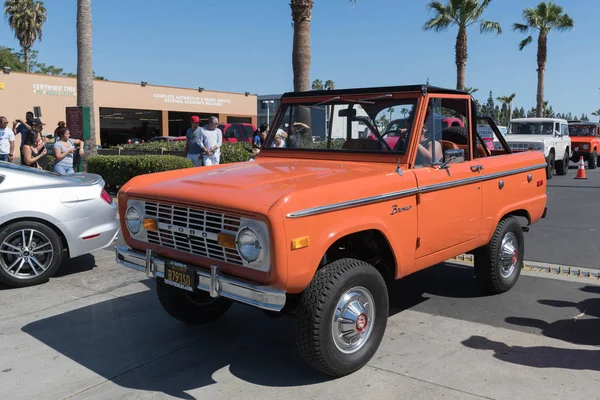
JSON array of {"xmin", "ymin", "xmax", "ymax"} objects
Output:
[{"xmin": 0, "ymin": 221, "xmax": 63, "ymax": 287}]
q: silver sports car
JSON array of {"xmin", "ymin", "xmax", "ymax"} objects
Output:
[{"xmin": 0, "ymin": 162, "xmax": 119, "ymax": 287}]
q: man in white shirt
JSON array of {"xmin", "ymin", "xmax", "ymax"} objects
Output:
[
  {"xmin": 0, "ymin": 116, "xmax": 15, "ymax": 162},
  {"xmin": 200, "ymin": 116, "xmax": 223, "ymax": 166}
]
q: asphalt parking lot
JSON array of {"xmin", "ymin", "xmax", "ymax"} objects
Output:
[
  {"xmin": 525, "ymin": 161, "xmax": 600, "ymax": 269},
  {"xmin": 0, "ymin": 246, "xmax": 598, "ymax": 400}
]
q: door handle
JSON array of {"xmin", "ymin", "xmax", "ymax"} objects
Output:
[{"xmin": 470, "ymin": 165, "xmax": 483, "ymax": 172}]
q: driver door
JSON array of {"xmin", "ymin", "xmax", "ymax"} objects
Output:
[{"xmin": 412, "ymin": 96, "xmax": 482, "ymax": 259}]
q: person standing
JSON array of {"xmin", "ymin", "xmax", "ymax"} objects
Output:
[
  {"xmin": 53, "ymin": 127, "xmax": 84, "ymax": 175},
  {"xmin": 21, "ymin": 131, "xmax": 48, "ymax": 170},
  {"xmin": 200, "ymin": 116, "xmax": 223, "ymax": 166},
  {"xmin": 184, "ymin": 115, "xmax": 204, "ymax": 167},
  {"xmin": 0, "ymin": 116, "xmax": 15, "ymax": 162}
]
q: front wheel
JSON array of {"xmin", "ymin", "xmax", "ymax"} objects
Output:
[
  {"xmin": 296, "ymin": 258, "xmax": 389, "ymax": 377},
  {"xmin": 588, "ymin": 151, "xmax": 598, "ymax": 170},
  {"xmin": 0, "ymin": 221, "xmax": 64, "ymax": 287},
  {"xmin": 473, "ymin": 216, "xmax": 524, "ymax": 295},
  {"xmin": 156, "ymin": 278, "xmax": 232, "ymax": 324},
  {"xmin": 545, "ymin": 153, "xmax": 554, "ymax": 179},
  {"xmin": 555, "ymin": 152, "xmax": 569, "ymax": 175}
]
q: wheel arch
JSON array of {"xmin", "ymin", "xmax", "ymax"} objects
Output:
[
  {"xmin": 318, "ymin": 228, "xmax": 397, "ymax": 284},
  {"xmin": 0, "ymin": 217, "xmax": 70, "ymax": 257}
]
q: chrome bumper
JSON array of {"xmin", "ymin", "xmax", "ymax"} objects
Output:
[{"xmin": 114, "ymin": 245, "xmax": 286, "ymax": 312}]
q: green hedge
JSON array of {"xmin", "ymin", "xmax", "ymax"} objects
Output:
[
  {"xmin": 117, "ymin": 141, "xmax": 186, "ymax": 151},
  {"xmin": 87, "ymin": 155, "xmax": 194, "ymax": 188}
]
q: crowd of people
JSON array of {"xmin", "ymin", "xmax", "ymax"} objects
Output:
[{"xmin": 0, "ymin": 111, "xmax": 83, "ymax": 175}]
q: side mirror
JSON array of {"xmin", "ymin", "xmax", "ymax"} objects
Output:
[{"xmin": 436, "ymin": 149, "xmax": 465, "ymax": 169}]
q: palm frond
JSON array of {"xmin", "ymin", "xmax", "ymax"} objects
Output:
[
  {"xmin": 553, "ymin": 14, "xmax": 574, "ymax": 32},
  {"xmin": 424, "ymin": 14, "xmax": 454, "ymax": 32},
  {"xmin": 513, "ymin": 23, "xmax": 530, "ymax": 33},
  {"xmin": 481, "ymin": 20, "xmax": 501, "ymax": 35},
  {"xmin": 518, "ymin": 35, "xmax": 533, "ymax": 51}
]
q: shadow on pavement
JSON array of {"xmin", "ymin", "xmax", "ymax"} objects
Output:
[
  {"xmin": 505, "ymin": 286, "xmax": 600, "ymax": 346},
  {"xmin": 461, "ymin": 335, "xmax": 600, "ymax": 371},
  {"xmin": 388, "ymin": 262, "xmax": 484, "ymax": 316},
  {"xmin": 21, "ymin": 279, "xmax": 329, "ymax": 399},
  {"xmin": 54, "ymin": 253, "xmax": 97, "ymax": 277}
]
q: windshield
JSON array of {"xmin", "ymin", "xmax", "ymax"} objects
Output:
[
  {"xmin": 569, "ymin": 126, "xmax": 597, "ymax": 137},
  {"xmin": 509, "ymin": 122, "xmax": 555, "ymax": 135},
  {"xmin": 264, "ymin": 97, "xmax": 419, "ymax": 154}
]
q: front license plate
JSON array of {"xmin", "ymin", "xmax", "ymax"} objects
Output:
[{"xmin": 164, "ymin": 263, "xmax": 195, "ymax": 292}]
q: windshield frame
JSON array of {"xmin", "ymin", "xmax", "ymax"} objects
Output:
[{"xmin": 258, "ymin": 92, "xmax": 425, "ymax": 164}]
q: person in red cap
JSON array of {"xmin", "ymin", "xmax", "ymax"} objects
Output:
[{"xmin": 184, "ymin": 115, "xmax": 204, "ymax": 166}]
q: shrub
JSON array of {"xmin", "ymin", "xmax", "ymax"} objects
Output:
[
  {"xmin": 221, "ymin": 141, "xmax": 253, "ymax": 163},
  {"xmin": 87, "ymin": 155, "xmax": 194, "ymax": 188},
  {"xmin": 117, "ymin": 141, "xmax": 186, "ymax": 152}
]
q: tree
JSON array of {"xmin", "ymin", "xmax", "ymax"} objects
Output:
[
  {"xmin": 592, "ymin": 110, "xmax": 600, "ymax": 121},
  {"xmin": 496, "ymin": 93, "xmax": 516, "ymax": 122},
  {"xmin": 580, "ymin": 113, "xmax": 589, "ymax": 122},
  {"xmin": 542, "ymin": 101, "xmax": 554, "ymax": 118},
  {"xmin": 464, "ymin": 86, "xmax": 479, "ymax": 95},
  {"xmin": 324, "ymin": 79, "xmax": 335, "ymax": 90},
  {"xmin": 0, "ymin": 45, "xmax": 26, "ymax": 70},
  {"xmin": 424, "ymin": 0, "xmax": 501, "ymax": 91},
  {"xmin": 4, "ymin": 0, "xmax": 47, "ymax": 72},
  {"xmin": 400, "ymin": 108, "xmax": 409, "ymax": 118},
  {"xmin": 311, "ymin": 79, "xmax": 323, "ymax": 90},
  {"xmin": 513, "ymin": 1, "xmax": 573, "ymax": 117},
  {"xmin": 77, "ymin": 0, "xmax": 97, "ymax": 158},
  {"xmin": 388, "ymin": 107, "xmax": 395, "ymax": 121}
]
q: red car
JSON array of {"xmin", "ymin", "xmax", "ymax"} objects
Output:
[{"xmin": 218, "ymin": 123, "xmax": 256, "ymax": 143}]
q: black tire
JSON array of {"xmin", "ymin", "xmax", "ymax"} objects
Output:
[
  {"xmin": 156, "ymin": 278, "xmax": 232, "ymax": 324},
  {"xmin": 0, "ymin": 221, "xmax": 63, "ymax": 287},
  {"xmin": 555, "ymin": 151, "xmax": 569, "ymax": 175},
  {"xmin": 442, "ymin": 126, "xmax": 468, "ymax": 145},
  {"xmin": 545, "ymin": 153, "xmax": 554, "ymax": 179},
  {"xmin": 473, "ymin": 216, "xmax": 524, "ymax": 295},
  {"xmin": 588, "ymin": 151, "xmax": 597, "ymax": 170},
  {"xmin": 296, "ymin": 258, "xmax": 389, "ymax": 377}
]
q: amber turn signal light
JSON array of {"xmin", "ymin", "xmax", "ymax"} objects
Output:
[
  {"xmin": 291, "ymin": 236, "xmax": 310, "ymax": 251},
  {"xmin": 143, "ymin": 218, "xmax": 157, "ymax": 231},
  {"xmin": 218, "ymin": 233, "xmax": 236, "ymax": 249}
]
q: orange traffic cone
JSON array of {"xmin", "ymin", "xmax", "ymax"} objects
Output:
[{"xmin": 575, "ymin": 156, "xmax": 587, "ymax": 179}]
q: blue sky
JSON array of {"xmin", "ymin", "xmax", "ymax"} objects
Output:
[{"xmin": 1, "ymin": 0, "xmax": 599, "ymax": 117}]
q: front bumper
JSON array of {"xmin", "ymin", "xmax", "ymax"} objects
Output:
[{"xmin": 114, "ymin": 245, "xmax": 286, "ymax": 312}]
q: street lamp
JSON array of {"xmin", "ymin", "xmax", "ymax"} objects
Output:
[{"xmin": 262, "ymin": 100, "xmax": 274, "ymax": 124}]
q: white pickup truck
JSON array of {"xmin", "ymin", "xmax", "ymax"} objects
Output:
[{"xmin": 494, "ymin": 118, "xmax": 571, "ymax": 179}]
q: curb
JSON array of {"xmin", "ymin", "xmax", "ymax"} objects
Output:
[{"xmin": 449, "ymin": 254, "xmax": 600, "ymax": 280}]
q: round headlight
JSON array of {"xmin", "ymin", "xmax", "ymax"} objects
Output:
[
  {"xmin": 583, "ymin": 144, "xmax": 589, "ymax": 150},
  {"xmin": 237, "ymin": 228, "xmax": 261, "ymax": 262},
  {"xmin": 126, "ymin": 206, "xmax": 141, "ymax": 234}
]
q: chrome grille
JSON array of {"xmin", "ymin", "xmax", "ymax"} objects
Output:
[
  {"xmin": 508, "ymin": 142, "xmax": 534, "ymax": 151},
  {"xmin": 145, "ymin": 202, "xmax": 243, "ymax": 265}
]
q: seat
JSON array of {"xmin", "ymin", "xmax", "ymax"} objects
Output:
[
  {"xmin": 474, "ymin": 145, "xmax": 488, "ymax": 158},
  {"xmin": 341, "ymin": 139, "xmax": 383, "ymax": 151},
  {"xmin": 441, "ymin": 140, "xmax": 459, "ymax": 152}
]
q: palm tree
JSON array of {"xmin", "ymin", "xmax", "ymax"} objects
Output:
[
  {"xmin": 513, "ymin": 1, "xmax": 573, "ymax": 117},
  {"xmin": 4, "ymin": 0, "xmax": 47, "ymax": 72},
  {"xmin": 465, "ymin": 86, "xmax": 479, "ymax": 95},
  {"xmin": 400, "ymin": 108, "xmax": 409, "ymax": 118},
  {"xmin": 388, "ymin": 107, "xmax": 395, "ymax": 121},
  {"xmin": 311, "ymin": 79, "xmax": 323, "ymax": 90},
  {"xmin": 424, "ymin": 0, "xmax": 501, "ymax": 91},
  {"xmin": 324, "ymin": 79, "xmax": 335, "ymax": 90},
  {"xmin": 496, "ymin": 93, "xmax": 516, "ymax": 121},
  {"xmin": 592, "ymin": 110, "xmax": 600, "ymax": 122},
  {"xmin": 77, "ymin": 0, "xmax": 96, "ymax": 158}
]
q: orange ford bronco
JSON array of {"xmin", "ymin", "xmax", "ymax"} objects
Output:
[
  {"xmin": 568, "ymin": 121, "xmax": 600, "ymax": 169},
  {"xmin": 115, "ymin": 85, "xmax": 548, "ymax": 377}
]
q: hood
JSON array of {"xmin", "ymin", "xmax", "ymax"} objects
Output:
[
  {"xmin": 570, "ymin": 137, "xmax": 595, "ymax": 144},
  {"xmin": 122, "ymin": 158, "xmax": 403, "ymax": 215},
  {"xmin": 503, "ymin": 134, "xmax": 552, "ymax": 142}
]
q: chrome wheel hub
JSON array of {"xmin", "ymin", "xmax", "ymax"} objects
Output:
[
  {"xmin": 332, "ymin": 286, "xmax": 375, "ymax": 354},
  {"xmin": 499, "ymin": 232, "xmax": 519, "ymax": 278},
  {"xmin": 0, "ymin": 229, "xmax": 54, "ymax": 280}
]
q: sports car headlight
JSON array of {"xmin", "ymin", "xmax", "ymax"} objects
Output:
[
  {"xmin": 583, "ymin": 144, "xmax": 589, "ymax": 150},
  {"xmin": 126, "ymin": 206, "xmax": 141, "ymax": 234},
  {"xmin": 237, "ymin": 228, "xmax": 261, "ymax": 262}
]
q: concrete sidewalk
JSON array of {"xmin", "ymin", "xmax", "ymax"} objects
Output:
[{"xmin": 0, "ymin": 249, "xmax": 598, "ymax": 400}]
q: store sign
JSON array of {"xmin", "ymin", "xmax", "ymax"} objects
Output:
[
  {"xmin": 152, "ymin": 93, "xmax": 232, "ymax": 107},
  {"xmin": 33, "ymin": 83, "xmax": 76, "ymax": 96}
]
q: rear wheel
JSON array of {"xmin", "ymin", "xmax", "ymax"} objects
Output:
[
  {"xmin": 473, "ymin": 216, "xmax": 524, "ymax": 295},
  {"xmin": 545, "ymin": 153, "xmax": 554, "ymax": 179},
  {"xmin": 296, "ymin": 258, "xmax": 389, "ymax": 377},
  {"xmin": 0, "ymin": 221, "xmax": 63, "ymax": 287},
  {"xmin": 588, "ymin": 151, "xmax": 597, "ymax": 170},
  {"xmin": 156, "ymin": 278, "xmax": 232, "ymax": 324}
]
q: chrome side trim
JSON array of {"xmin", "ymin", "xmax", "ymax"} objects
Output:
[
  {"xmin": 114, "ymin": 245, "xmax": 286, "ymax": 312},
  {"xmin": 482, "ymin": 163, "xmax": 548, "ymax": 181},
  {"xmin": 286, "ymin": 163, "xmax": 547, "ymax": 219},
  {"xmin": 286, "ymin": 188, "xmax": 419, "ymax": 218}
]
